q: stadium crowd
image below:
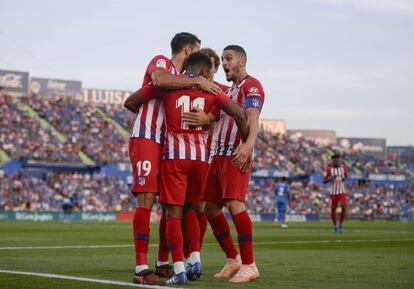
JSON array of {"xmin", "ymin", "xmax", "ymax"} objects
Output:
[
  {"xmin": 0, "ymin": 170, "xmax": 133, "ymax": 212},
  {"xmin": 1, "ymin": 94, "xmax": 413, "ymax": 217},
  {"xmin": 254, "ymin": 131, "xmax": 407, "ymax": 176},
  {"xmin": 247, "ymin": 178, "xmax": 413, "ymax": 216},
  {"xmin": 98, "ymin": 103, "xmax": 135, "ymax": 132},
  {"xmin": 1, "ymin": 166, "xmax": 412, "ymax": 218},
  {"xmin": 20, "ymin": 94, "xmax": 129, "ymax": 164},
  {"xmin": 0, "ymin": 95, "xmax": 81, "ymax": 163}
]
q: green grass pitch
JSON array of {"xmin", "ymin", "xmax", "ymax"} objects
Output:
[{"xmin": 0, "ymin": 220, "xmax": 413, "ymax": 289}]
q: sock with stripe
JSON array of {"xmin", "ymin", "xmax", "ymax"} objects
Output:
[
  {"xmin": 133, "ymin": 207, "xmax": 150, "ymax": 268},
  {"xmin": 197, "ymin": 211, "xmax": 208, "ymax": 249},
  {"xmin": 339, "ymin": 207, "xmax": 346, "ymax": 225},
  {"xmin": 182, "ymin": 209, "xmax": 200, "ymax": 262},
  {"xmin": 232, "ymin": 211, "xmax": 254, "ymax": 265},
  {"xmin": 166, "ymin": 216, "xmax": 184, "ymax": 264},
  {"xmin": 208, "ymin": 212, "xmax": 238, "ymax": 259},
  {"xmin": 157, "ymin": 213, "xmax": 170, "ymax": 263},
  {"xmin": 331, "ymin": 208, "xmax": 337, "ymax": 226}
]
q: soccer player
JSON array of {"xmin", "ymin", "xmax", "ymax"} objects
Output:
[
  {"xmin": 125, "ymin": 32, "xmax": 220, "ymax": 285},
  {"xmin": 323, "ymin": 153, "xmax": 348, "ymax": 233},
  {"xmin": 401, "ymin": 199, "xmax": 411, "ymax": 222},
  {"xmin": 273, "ymin": 177, "xmax": 290, "ymax": 228},
  {"xmin": 181, "ymin": 48, "xmax": 227, "ymax": 262},
  {"xmin": 200, "ymin": 45, "xmax": 265, "ymax": 284},
  {"xmin": 124, "ymin": 52, "xmax": 248, "ymax": 285},
  {"xmin": 62, "ymin": 194, "xmax": 73, "ymax": 223}
]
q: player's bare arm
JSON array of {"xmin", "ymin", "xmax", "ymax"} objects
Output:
[
  {"xmin": 232, "ymin": 107, "xmax": 259, "ymax": 168},
  {"xmin": 123, "ymin": 90, "xmax": 150, "ymax": 113},
  {"xmin": 151, "ymin": 70, "xmax": 221, "ymax": 95}
]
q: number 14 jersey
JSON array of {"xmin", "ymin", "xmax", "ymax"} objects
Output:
[{"xmin": 139, "ymin": 78, "xmax": 230, "ymax": 162}]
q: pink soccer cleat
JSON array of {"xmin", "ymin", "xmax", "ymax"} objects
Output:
[
  {"xmin": 213, "ymin": 255, "xmax": 242, "ymax": 278},
  {"xmin": 229, "ymin": 263, "xmax": 260, "ymax": 283}
]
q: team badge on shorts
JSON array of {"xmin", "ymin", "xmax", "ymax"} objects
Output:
[{"xmin": 138, "ymin": 176, "xmax": 146, "ymax": 186}]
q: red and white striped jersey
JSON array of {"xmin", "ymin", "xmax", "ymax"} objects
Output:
[
  {"xmin": 130, "ymin": 55, "xmax": 180, "ymax": 145},
  {"xmin": 325, "ymin": 165, "xmax": 348, "ymax": 195},
  {"xmin": 205, "ymin": 122, "xmax": 220, "ymax": 163},
  {"xmin": 215, "ymin": 75, "xmax": 265, "ymax": 156},
  {"xmin": 205, "ymin": 82, "xmax": 230, "ymax": 163},
  {"xmin": 139, "ymin": 79, "xmax": 231, "ymax": 162}
]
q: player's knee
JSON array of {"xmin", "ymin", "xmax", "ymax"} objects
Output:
[
  {"xmin": 225, "ymin": 200, "xmax": 245, "ymax": 215},
  {"xmin": 136, "ymin": 193, "xmax": 155, "ymax": 209},
  {"xmin": 204, "ymin": 201, "xmax": 221, "ymax": 219},
  {"xmin": 184, "ymin": 202, "xmax": 200, "ymax": 214},
  {"xmin": 196, "ymin": 202, "xmax": 205, "ymax": 213},
  {"xmin": 166, "ymin": 205, "xmax": 183, "ymax": 219}
]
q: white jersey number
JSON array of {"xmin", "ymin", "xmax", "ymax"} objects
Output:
[
  {"xmin": 176, "ymin": 95, "xmax": 205, "ymax": 129},
  {"xmin": 137, "ymin": 160, "xmax": 151, "ymax": 176}
]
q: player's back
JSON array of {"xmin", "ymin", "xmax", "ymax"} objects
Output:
[
  {"xmin": 159, "ymin": 86, "xmax": 227, "ymax": 162},
  {"xmin": 275, "ymin": 183, "xmax": 289, "ymax": 203},
  {"xmin": 161, "ymin": 88, "xmax": 218, "ymax": 134},
  {"xmin": 326, "ymin": 164, "xmax": 347, "ymax": 195}
]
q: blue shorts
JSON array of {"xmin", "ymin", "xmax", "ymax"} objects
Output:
[{"xmin": 277, "ymin": 202, "xmax": 287, "ymax": 213}]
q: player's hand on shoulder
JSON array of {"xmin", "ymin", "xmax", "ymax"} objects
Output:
[{"xmin": 195, "ymin": 76, "xmax": 222, "ymax": 95}]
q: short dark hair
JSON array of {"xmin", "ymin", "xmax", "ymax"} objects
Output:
[
  {"xmin": 170, "ymin": 32, "xmax": 201, "ymax": 55},
  {"xmin": 223, "ymin": 45, "xmax": 247, "ymax": 61},
  {"xmin": 199, "ymin": 48, "xmax": 220, "ymax": 69},
  {"xmin": 186, "ymin": 52, "xmax": 212, "ymax": 70}
]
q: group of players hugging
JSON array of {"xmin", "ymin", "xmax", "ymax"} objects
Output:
[{"xmin": 123, "ymin": 32, "xmax": 264, "ymax": 285}]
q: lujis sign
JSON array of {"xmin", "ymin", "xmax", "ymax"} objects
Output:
[{"xmin": 80, "ymin": 88, "xmax": 132, "ymax": 105}]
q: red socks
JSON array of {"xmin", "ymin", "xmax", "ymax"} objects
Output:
[
  {"xmin": 198, "ymin": 211, "xmax": 208, "ymax": 249},
  {"xmin": 232, "ymin": 211, "xmax": 254, "ymax": 265},
  {"xmin": 339, "ymin": 207, "xmax": 346, "ymax": 225},
  {"xmin": 166, "ymin": 216, "xmax": 184, "ymax": 263},
  {"xmin": 133, "ymin": 207, "xmax": 151, "ymax": 266},
  {"xmin": 182, "ymin": 210, "xmax": 200, "ymax": 258},
  {"xmin": 208, "ymin": 212, "xmax": 238, "ymax": 259},
  {"xmin": 157, "ymin": 213, "xmax": 169, "ymax": 262},
  {"xmin": 331, "ymin": 208, "xmax": 337, "ymax": 226}
]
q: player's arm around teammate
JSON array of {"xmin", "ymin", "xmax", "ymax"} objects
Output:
[{"xmin": 126, "ymin": 32, "xmax": 216, "ymax": 285}]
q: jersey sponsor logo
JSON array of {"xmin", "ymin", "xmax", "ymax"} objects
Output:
[
  {"xmin": 156, "ymin": 59, "xmax": 167, "ymax": 68},
  {"xmin": 247, "ymin": 87, "xmax": 259, "ymax": 95}
]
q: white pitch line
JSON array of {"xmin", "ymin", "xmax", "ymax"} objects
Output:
[
  {"xmin": 1, "ymin": 238, "xmax": 414, "ymax": 250},
  {"xmin": 0, "ymin": 244, "xmax": 134, "ymax": 250},
  {"xmin": 0, "ymin": 270, "xmax": 185, "ymax": 289}
]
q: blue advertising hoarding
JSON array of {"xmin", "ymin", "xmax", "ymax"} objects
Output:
[
  {"xmin": 30, "ymin": 77, "xmax": 82, "ymax": 97},
  {"xmin": 0, "ymin": 69, "xmax": 29, "ymax": 96}
]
